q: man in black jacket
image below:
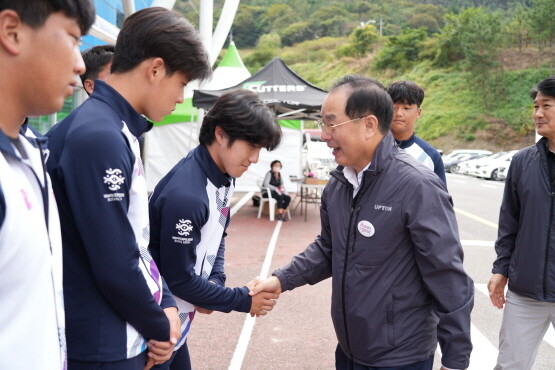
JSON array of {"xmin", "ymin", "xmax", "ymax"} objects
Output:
[{"xmin": 489, "ymin": 76, "xmax": 555, "ymax": 369}]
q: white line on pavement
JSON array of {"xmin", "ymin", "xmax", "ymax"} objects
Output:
[
  {"xmin": 461, "ymin": 240, "xmax": 495, "ymax": 247},
  {"xmin": 228, "ymin": 221, "xmax": 283, "ymax": 370},
  {"xmin": 435, "ymin": 322, "xmax": 498, "ymax": 369},
  {"xmin": 230, "ymin": 191, "xmax": 255, "ymax": 217},
  {"xmin": 475, "ymin": 284, "xmax": 555, "ymax": 349},
  {"xmin": 481, "ymin": 184, "xmax": 498, "ymax": 189},
  {"xmin": 454, "ymin": 207, "xmax": 499, "ymax": 229},
  {"xmin": 453, "ymin": 180, "xmax": 468, "ymax": 184}
]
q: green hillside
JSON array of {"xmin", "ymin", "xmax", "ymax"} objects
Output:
[{"xmin": 176, "ymin": 0, "xmax": 554, "ymax": 151}]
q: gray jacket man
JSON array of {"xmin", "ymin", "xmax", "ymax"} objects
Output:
[{"xmin": 251, "ymin": 75, "xmax": 473, "ymax": 369}]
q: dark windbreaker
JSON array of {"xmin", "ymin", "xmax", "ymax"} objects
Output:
[
  {"xmin": 274, "ymin": 132, "xmax": 473, "ymax": 369},
  {"xmin": 493, "ymin": 137, "xmax": 555, "ymax": 302}
]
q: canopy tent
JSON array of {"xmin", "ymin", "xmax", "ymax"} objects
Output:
[{"xmin": 193, "ymin": 58, "xmax": 327, "ymax": 121}]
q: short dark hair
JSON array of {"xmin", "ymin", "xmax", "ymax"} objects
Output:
[
  {"xmin": 80, "ymin": 44, "xmax": 115, "ymax": 84},
  {"xmin": 270, "ymin": 160, "xmax": 282, "ymax": 168},
  {"xmin": 111, "ymin": 7, "xmax": 211, "ymax": 82},
  {"xmin": 199, "ymin": 89, "xmax": 282, "ymax": 151},
  {"xmin": 387, "ymin": 80, "xmax": 425, "ymax": 107},
  {"xmin": 531, "ymin": 76, "xmax": 555, "ymax": 100},
  {"xmin": 0, "ymin": 0, "xmax": 95, "ymax": 35},
  {"xmin": 331, "ymin": 74, "xmax": 393, "ymax": 134}
]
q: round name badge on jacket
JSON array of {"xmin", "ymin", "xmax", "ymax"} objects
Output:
[{"xmin": 358, "ymin": 220, "xmax": 375, "ymax": 237}]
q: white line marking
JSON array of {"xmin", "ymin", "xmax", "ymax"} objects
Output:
[
  {"xmin": 469, "ymin": 323, "xmax": 499, "ymax": 369},
  {"xmin": 481, "ymin": 184, "xmax": 497, "ymax": 189},
  {"xmin": 228, "ymin": 221, "xmax": 283, "ymax": 370},
  {"xmin": 230, "ymin": 191, "xmax": 255, "ymax": 217},
  {"xmin": 453, "ymin": 180, "xmax": 468, "ymax": 184},
  {"xmin": 460, "ymin": 240, "xmax": 495, "ymax": 247},
  {"xmin": 454, "ymin": 207, "xmax": 498, "ymax": 229},
  {"xmin": 435, "ymin": 323, "xmax": 498, "ymax": 369},
  {"xmin": 475, "ymin": 284, "xmax": 555, "ymax": 348}
]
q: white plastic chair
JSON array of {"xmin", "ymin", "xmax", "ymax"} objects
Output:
[
  {"xmin": 257, "ymin": 183, "xmax": 277, "ymax": 221},
  {"xmin": 257, "ymin": 178, "xmax": 291, "ymax": 221}
]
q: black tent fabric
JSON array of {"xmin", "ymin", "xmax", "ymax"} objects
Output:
[{"xmin": 193, "ymin": 58, "xmax": 327, "ymax": 120}]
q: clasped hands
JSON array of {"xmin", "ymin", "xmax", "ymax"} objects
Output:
[{"xmin": 247, "ymin": 275, "xmax": 282, "ymax": 317}]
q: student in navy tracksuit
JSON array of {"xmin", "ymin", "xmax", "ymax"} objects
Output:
[
  {"xmin": 46, "ymin": 8, "xmax": 211, "ymax": 370},
  {"xmin": 386, "ymin": 81, "xmax": 446, "ymax": 184},
  {"xmin": 149, "ymin": 90, "xmax": 283, "ymax": 370}
]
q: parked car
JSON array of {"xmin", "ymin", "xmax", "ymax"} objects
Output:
[
  {"xmin": 497, "ymin": 163, "xmax": 510, "ymax": 180},
  {"xmin": 442, "ymin": 149, "xmax": 492, "ymax": 163},
  {"xmin": 444, "ymin": 153, "xmax": 488, "ymax": 173},
  {"xmin": 475, "ymin": 150, "xmax": 518, "ymax": 180},
  {"xmin": 452, "ymin": 153, "xmax": 496, "ymax": 174},
  {"xmin": 461, "ymin": 152, "xmax": 508, "ymax": 177}
]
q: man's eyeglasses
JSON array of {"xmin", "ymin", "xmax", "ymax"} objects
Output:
[{"xmin": 316, "ymin": 116, "xmax": 366, "ymax": 131}]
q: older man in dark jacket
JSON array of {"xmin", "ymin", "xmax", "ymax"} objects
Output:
[
  {"xmin": 489, "ymin": 76, "xmax": 555, "ymax": 370},
  {"xmin": 251, "ymin": 75, "xmax": 473, "ymax": 370}
]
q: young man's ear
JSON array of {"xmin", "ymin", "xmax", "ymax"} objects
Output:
[
  {"xmin": 214, "ymin": 126, "xmax": 227, "ymax": 145},
  {"xmin": 147, "ymin": 57, "xmax": 166, "ymax": 82},
  {"xmin": 0, "ymin": 10, "xmax": 24, "ymax": 56},
  {"xmin": 83, "ymin": 79, "xmax": 94, "ymax": 95}
]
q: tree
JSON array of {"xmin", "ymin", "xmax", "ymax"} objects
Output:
[
  {"xmin": 264, "ymin": 4, "xmax": 298, "ymax": 32},
  {"xmin": 526, "ymin": 0, "xmax": 555, "ymax": 70},
  {"xmin": 232, "ymin": 5, "xmax": 267, "ymax": 48},
  {"xmin": 280, "ymin": 22, "xmax": 315, "ymax": 46},
  {"xmin": 408, "ymin": 14, "xmax": 440, "ymax": 34},
  {"xmin": 373, "ymin": 28, "xmax": 427, "ymax": 71},
  {"xmin": 308, "ymin": 5, "xmax": 353, "ymax": 38},
  {"xmin": 434, "ymin": 8, "xmax": 504, "ymax": 107},
  {"xmin": 243, "ymin": 33, "xmax": 282, "ymax": 72},
  {"xmin": 336, "ymin": 25, "xmax": 379, "ymax": 57}
]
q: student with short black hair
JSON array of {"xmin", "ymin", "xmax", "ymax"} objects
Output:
[
  {"xmin": 46, "ymin": 7, "xmax": 211, "ymax": 370},
  {"xmin": 149, "ymin": 89, "xmax": 282, "ymax": 370},
  {"xmin": 81, "ymin": 44, "xmax": 115, "ymax": 95},
  {"xmin": 387, "ymin": 80, "xmax": 446, "ymax": 183},
  {"xmin": 0, "ymin": 0, "xmax": 94, "ymax": 369}
]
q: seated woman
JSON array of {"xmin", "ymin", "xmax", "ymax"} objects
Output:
[{"xmin": 263, "ymin": 160, "xmax": 291, "ymax": 221}]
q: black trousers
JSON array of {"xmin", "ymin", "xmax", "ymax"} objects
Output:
[
  {"xmin": 335, "ymin": 345, "xmax": 434, "ymax": 370},
  {"xmin": 271, "ymin": 190, "xmax": 291, "ymax": 209},
  {"xmin": 152, "ymin": 341, "xmax": 191, "ymax": 370}
]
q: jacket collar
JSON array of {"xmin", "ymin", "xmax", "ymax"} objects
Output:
[
  {"xmin": 395, "ymin": 133, "xmax": 415, "ymax": 149},
  {"xmin": 19, "ymin": 117, "xmax": 29, "ymax": 136},
  {"xmin": 537, "ymin": 136, "xmax": 550, "ymax": 157},
  {"xmin": 90, "ymin": 80, "xmax": 153, "ymax": 137},
  {"xmin": 0, "ymin": 129, "xmax": 18, "ymax": 160},
  {"xmin": 331, "ymin": 131, "xmax": 398, "ymax": 185},
  {"xmin": 194, "ymin": 144, "xmax": 232, "ymax": 188}
]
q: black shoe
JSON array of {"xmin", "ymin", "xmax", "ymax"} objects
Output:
[{"xmin": 282, "ymin": 214, "xmax": 289, "ymax": 222}]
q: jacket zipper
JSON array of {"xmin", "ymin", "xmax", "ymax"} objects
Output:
[
  {"xmin": 341, "ymin": 204, "xmax": 355, "ymax": 359},
  {"xmin": 352, "ymin": 206, "xmax": 361, "ymax": 252},
  {"xmin": 544, "ymin": 190, "xmax": 554, "ymax": 299},
  {"xmin": 544, "ymin": 150, "xmax": 554, "ymax": 300}
]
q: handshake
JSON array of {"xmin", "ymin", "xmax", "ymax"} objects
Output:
[{"xmin": 246, "ymin": 276, "xmax": 282, "ymax": 317}]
